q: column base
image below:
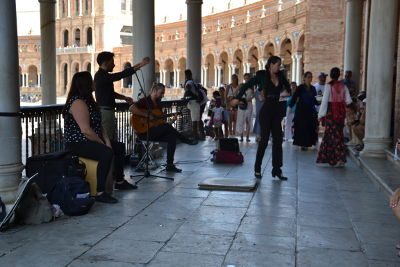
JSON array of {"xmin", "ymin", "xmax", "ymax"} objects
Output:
[
  {"xmin": 0, "ymin": 162, "xmax": 24, "ymax": 205},
  {"xmin": 360, "ymin": 137, "xmax": 392, "ymax": 157}
]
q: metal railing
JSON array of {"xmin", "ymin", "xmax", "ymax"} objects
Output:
[{"xmin": 20, "ymin": 99, "xmax": 190, "ymax": 163}]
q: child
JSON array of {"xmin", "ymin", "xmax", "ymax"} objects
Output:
[{"xmin": 211, "ymin": 98, "xmax": 224, "ymax": 139}]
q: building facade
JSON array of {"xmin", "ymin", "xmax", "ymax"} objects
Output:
[{"xmin": 16, "ymin": 0, "xmax": 400, "ymax": 146}]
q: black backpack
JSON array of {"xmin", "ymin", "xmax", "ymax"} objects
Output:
[{"xmin": 47, "ymin": 176, "xmax": 94, "ymax": 216}]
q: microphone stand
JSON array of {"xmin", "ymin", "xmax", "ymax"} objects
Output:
[{"xmin": 130, "ymin": 71, "xmax": 174, "ymax": 184}]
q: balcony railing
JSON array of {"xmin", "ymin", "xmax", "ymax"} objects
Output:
[
  {"xmin": 56, "ymin": 45, "xmax": 94, "ymax": 54},
  {"xmin": 20, "ymin": 99, "xmax": 191, "ymax": 164}
]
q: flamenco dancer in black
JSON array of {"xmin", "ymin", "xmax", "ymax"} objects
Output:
[{"xmin": 232, "ymin": 56, "xmax": 290, "ymax": 180}]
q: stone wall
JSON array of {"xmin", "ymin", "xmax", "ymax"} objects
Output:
[{"xmin": 304, "ymin": 0, "xmax": 346, "ymax": 81}]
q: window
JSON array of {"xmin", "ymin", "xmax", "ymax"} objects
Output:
[
  {"xmin": 74, "ymin": 29, "xmax": 81, "ymax": 46},
  {"xmin": 85, "ymin": 0, "xmax": 89, "ymax": 14},
  {"xmin": 121, "ymin": 0, "xmax": 126, "ymax": 10},
  {"xmin": 75, "ymin": 0, "xmax": 79, "ymax": 15},
  {"xmin": 63, "ymin": 30, "xmax": 69, "ymax": 47},
  {"xmin": 87, "ymin": 27, "xmax": 92, "ymax": 45}
]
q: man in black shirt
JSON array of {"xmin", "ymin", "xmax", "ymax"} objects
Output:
[
  {"xmin": 94, "ymin": 51, "xmax": 149, "ymax": 190},
  {"xmin": 94, "ymin": 52, "xmax": 149, "ymax": 140}
]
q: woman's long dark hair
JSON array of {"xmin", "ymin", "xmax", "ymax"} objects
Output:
[
  {"xmin": 329, "ymin": 67, "xmax": 341, "ymax": 85},
  {"xmin": 264, "ymin": 55, "xmax": 290, "ymax": 91},
  {"xmin": 62, "ymin": 71, "xmax": 97, "ymax": 116}
]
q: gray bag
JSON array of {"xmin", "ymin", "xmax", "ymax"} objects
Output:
[{"xmin": 15, "ymin": 183, "xmax": 53, "ymax": 225}]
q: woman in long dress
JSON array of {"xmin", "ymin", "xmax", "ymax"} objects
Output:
[
  {"xmin": 289, "ymin": 72, "xmax": 319, "ymax": 150},
  {"xmin": 317, "ymin": 67, "xmax": 352, "ymax": 166}
]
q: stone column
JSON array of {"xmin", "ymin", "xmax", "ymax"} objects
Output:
[
  {"xmin": 91, "ymin": 0, "xmax": 95, "ymax": 16},
  {"xmin": 176, "ymin": 69, "xmax": 180, "ymax": 88},
  {"xmin": 204, "ymin": 67, "xmax": 208, "ymax": 87},
  {"xmin": 186, "ymin": 0, "xmax": 202, "ymax": 83},
  {"xmin": 228, "ymin": 64, "xmax": 233, "ymax": 83},
  {"xmin": 361, "ymin": 0, "xmax": 399, "ymax": 156},
  {"xmin": 79, "ymin": 0, "xmax": 83, "ymax": 16},
  {"xmin": 258, "ymin": 60, "xmax": 263, "ymax": 71},
  {"xmin": 201, "ymin": 67, "xmax": 204, "ymax": 85},
  {"xmin": 0, "ymin": 1, "xmax": 24, "ymax": 207},
  {"xmin": 40, "ymin": 0, "xmax": 57, "ymax": 104},
  {"xmin": 56, "ymin": 0, "xmax": 59, "ymax": 19},
  {"xmin": 214, "ymin": 66, "xmax": 219, "ymax": 87},
  {"xmin": 291, "ymin": 55, "xmax": 297, "ymax": 82},
  {"xmin": 343, "ymin": 0, "xmax": 363, "ymax": 87},
  {"xmin": 295, "ymin": 52, "xmax": 303, "ymax": 85},
  {"xmin": 67, "ymin": 0, "xmax": 71, "ymax": 17},
  {"xmin": 217, "ymin": 65, "xmax": 223, "ymax": 86},
  {"xmin": 132, "ymin": 0, "xmax": 155, "ymax": 96}
]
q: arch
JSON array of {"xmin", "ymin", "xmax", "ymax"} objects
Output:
[
  {"xmin": 62, "ymin": 63, "xmax": 68, "ymax": 95},
  {"xmin": 297, "ymin": 34, "xmax": 305, "ymax": 52},
  {"xmin": 247, "ymin": 46, "xmax": 259, "ymax": 74},
  {"xmin": 19, "ymin": 66, "xmax": 23, "ymax": 87},
  {"xmin": 71, "ymin": 62, "xmax": 80, "ymax": 75},
  {"xmin": 63, "ymin": 29, "xmax": 69, "ymax": 47},
  {"xmin": 122, "ymin": 62, "xmax": 132, "ymax": 88},
  {"xmin": 233, "ymin": 49, "xmax": 244, "ymax": 80},
  {"xmin": 164, "ymin": 58, "xmax": 174, "ymax": 88},
  {"xmin": 83, "ymin": 61, "xmax": 92, "ymax": 73},
  {"xmin": 280, "ymin": 38, "xmax": 293, "ymax": 79},
  {"xmin": 205, "ymin": 54, "xmax": 215, "ymax": 88},
  {"xmin": 74, "ymin": 28, "xmax": 81, "ymax": 46},
  {"xmin": 219, "ymin": 51, "xmax": 229, "ymax": 84},
  {"xmin": 178, "ymin": 57, "xmax": 186, "ymax": 87},
  {"xmin": 155, "ymin": 60, "xmax": 160, "ymax": 83},
  {"xmin": 263, "ymin": 42, "xmax": 275, "ymax": 60},
  {"xmin": 28, "ymin": 65, "xmax": 38, "ymax": 87},
  {"xmin": 86, "ymin": 27, "xmax": 92, "ymax": 45}
]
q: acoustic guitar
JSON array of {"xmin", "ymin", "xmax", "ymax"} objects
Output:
[{"xmin": 131, "ymin": 108, "xmax": 181, "ymax": 134}]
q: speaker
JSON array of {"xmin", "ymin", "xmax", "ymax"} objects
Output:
[{"xmin": 217, "ymin": 138, "xmax": 240, "ymax": 152}]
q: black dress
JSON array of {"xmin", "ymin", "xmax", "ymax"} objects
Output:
[{"xmin": 289, "ymin": 84, "xmax": 318, "ymax": 147}]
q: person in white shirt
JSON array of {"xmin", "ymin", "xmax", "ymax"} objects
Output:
[
  {"xmin": 316, "ymin": 67, "xmax": 352, "ymax": 167},
  {"xmin": 184, "ymin": 69, "xmax": 202, "ymax": 140},
  {"xmin": 314, "ymin": 72, "xmax": 328, "ymax": 96}
]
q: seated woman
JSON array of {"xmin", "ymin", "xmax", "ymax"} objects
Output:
[{"xmin": 62, "ymin": 71, "xmax": 117, "ymax": 204}]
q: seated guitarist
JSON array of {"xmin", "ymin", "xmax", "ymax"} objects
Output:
[{"xmin": 129, "ymin": 83, "xmax": 197, "ymax": 173}]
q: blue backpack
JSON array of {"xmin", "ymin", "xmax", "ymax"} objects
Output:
[{"xmin": 47, "ymin": 176, "xmax": 94, "ymax": 216}]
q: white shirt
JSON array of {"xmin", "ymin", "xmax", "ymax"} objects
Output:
[
  {"xmin": 314, "ymin": 82, "xmax": 326, "ymax": 97},
  {"xmin": 318, "ymin": 83, "xmax": 352, "ymax": 119}
]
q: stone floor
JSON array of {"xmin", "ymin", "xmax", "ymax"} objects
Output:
[{"xmin": 1, "ymin": 139, "xmax": 400, "ymax": 267}]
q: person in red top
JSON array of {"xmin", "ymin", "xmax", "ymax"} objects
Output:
[{"xmin": 129, "ymin": 83, "xmax": 197, "ymax": 172}]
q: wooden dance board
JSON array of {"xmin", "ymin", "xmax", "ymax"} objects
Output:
[{"xmin": 198, "ymin": 177, "xmax": 258, "ymax": 192}]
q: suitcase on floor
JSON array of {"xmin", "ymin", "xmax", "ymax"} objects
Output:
[{"xmin": 217, "ymin": 138, "xmax": 240, "ymax": 152}]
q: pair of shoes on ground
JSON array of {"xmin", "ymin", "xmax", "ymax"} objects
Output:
[
  {"xmin": 95, "ymin": 192, "xmax": 118, "ymax": 204},
  {"xmin": 166, "ymin": 164, "xmax": 182, "ymax": 173},
  {"xmin": 254, "ymin": 169, "xmax": 288, "ymax": 180},
  {"xmin": 115, "ymin": 180, "xmax": 137, "ymax": 190}
]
